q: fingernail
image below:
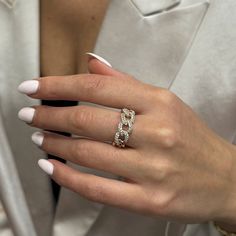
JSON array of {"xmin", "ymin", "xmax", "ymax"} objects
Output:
[
  {"xmin": 17, "ymin": 80, "xmax": 39, "ymax": 95},
  {"xmin": 86, "ymin": 52, "xmax": 112, "ymax": 67},
  {"xmin": 32, "ymin": 132, "xmax": 44, "ymax": 146},
  {"xmin": 38, "ymin": 159, "xmax": 54, "ymax": 175},
  {"xmin": 18, "ymin": 107, "xmax": 35, "ymax": 123}
]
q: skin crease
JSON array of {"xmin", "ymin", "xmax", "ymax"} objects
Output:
[{"xmin": 36, "ymin": 0, "xmax": 236, "ymax": 233}]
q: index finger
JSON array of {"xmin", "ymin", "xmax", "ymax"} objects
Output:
[{"xmin": 18, "ymin": 74, "xmax": 156, "ymax": 113}]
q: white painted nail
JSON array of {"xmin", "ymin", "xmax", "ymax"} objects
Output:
[
  {"xmin": 86, "ymin": 52, "xmax": 112, "ymax": 67},
  {"xmin": 17, "ymin": 80, "xmax": 39, "ymax": 94},
  {"xmin": 31, "ymin": 132, "xmax": 44, "ymax": 146},
  {"xmin": 18, "ymin": 107, "xmax": 35, "ymax": 123},
  {"xmin": 38, "ymin": 159, "xmax": 54, "ymax": 175}
]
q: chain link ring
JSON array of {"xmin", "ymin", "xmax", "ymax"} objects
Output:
[{"xmin": 112, "ymin": 108, "xmax": 136, "ymax": 148}]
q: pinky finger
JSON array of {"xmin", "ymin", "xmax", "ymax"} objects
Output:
[{"xmin": 38, "ymin": 159, "xmax": 146, "ymax": 213}]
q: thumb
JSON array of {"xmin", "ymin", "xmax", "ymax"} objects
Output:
[{"xmin": 86, "ymin": 53, "xmax": 124, "ymax": 77}]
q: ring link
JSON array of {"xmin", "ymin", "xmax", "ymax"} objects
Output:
[{"xmin": 112, "ymin": 108, "xmax": 136, "ymax": 148}]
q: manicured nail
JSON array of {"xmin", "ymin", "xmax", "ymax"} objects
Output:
[
  {"xmin": 38, "ymin": 159, "xmax": 54, "ymax": 175},
  {"xmin": 17, "ymin": 80, "xmax": 39, "ymax": 95},
  {"xmin": 86, "ymin": 52, "xmax": 112, "ymax": 67},
  {"xmin": 18, "ymin": 107, "xmax": 35, "ymax": 123},
  {"xmin": 31, "ymin": 132, "xmax": 44, "ymax": 146}
]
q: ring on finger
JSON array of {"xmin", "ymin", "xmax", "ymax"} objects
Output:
[{"xmin": 112, "ymin": 108, "xmax": 136, "ymax": 148}]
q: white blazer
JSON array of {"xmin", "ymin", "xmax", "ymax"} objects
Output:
[{"xmin": 0, "ymin": 0, "xmax": 235, "ymax": 235}]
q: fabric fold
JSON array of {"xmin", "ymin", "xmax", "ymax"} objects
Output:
[{"xmin": 131, "ymin": 0, "xmax": 181, "ymax": 15}]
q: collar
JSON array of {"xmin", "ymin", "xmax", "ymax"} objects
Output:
[{"xmin": 131, "ymin": 0, "xmax": 181, "ymax": 16}]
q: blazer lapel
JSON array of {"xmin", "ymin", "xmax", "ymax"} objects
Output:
[
  {"xmin": 131, "ymin": 0, "xmax": 181, "ymax": 16},
  {"xmin": 94, "ymin": 0, "xmax": 209, "ymax": 89},
  {"xmin": 169, "ymin": 0, "xmax": 236, "ymax": 142}
]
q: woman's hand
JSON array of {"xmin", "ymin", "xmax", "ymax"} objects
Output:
[{"xmin": 17, "ymin": 55, "xmax": 236, "ymax": 225}]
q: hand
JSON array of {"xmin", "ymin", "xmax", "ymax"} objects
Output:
[{"xmin": 17, "ymin": 55, "xmax": 236, "ymax": 224}]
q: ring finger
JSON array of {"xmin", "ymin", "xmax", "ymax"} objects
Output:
[{"xmin": 18, "ymin": 104, "xmax": 143, "ymax": 148}]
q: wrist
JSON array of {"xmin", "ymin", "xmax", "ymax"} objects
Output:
[{"xmin": 213, "ymin": 142, "xmax": 236, "ymax": 233}]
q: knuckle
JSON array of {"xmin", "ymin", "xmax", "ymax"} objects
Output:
[
  {"xmin": 69, "ymin": 141, "xmax": 81, "ymax": 162},
  {"xmin": 150, "ymin": 191, "xmax": 175, "ymax": 216},
  {"xmin": 144, "ymin": 160, "xmax": 174, "ymax": 183},
  {"xmin": 68, "ymin": 177, "xmax": 80, "ymax": 194},
  {"xmin": 84, "ymin": 76, "xmax": 106, "ymax": 93},
  {"xmin": 70, "ymin": 106, "xmax": 93, "ymax": 131},
  {"xmin": 160, "ymin": 127, "xmax": 178, "ymax": 148},
  {"xmin": 156, "ymin": 126, "xmax": 179, "ymax": 148},
  {"xmin": 158, "ymin": 88, "xmax": 177, "ymax": 105},
  {"xmin": 71, "ymin": 140, "xmax": 90, "ymax": 163},
  {"xmin": 84, "ymin": 183, "xmax": 106, "ymax": 203},
  {"xmin": 141, "ymin": 84, "xmax": 161, "ymax": 104},
  {"xmin": 154, "ymin": 162, "xmax": 171, "ymax": 182},
  {"xmin": 42, "ymin": 77, "xmax": 58, "ymax": 99},
  {"xmin": 70, "ymin": 140, "xmax": 99, "ymax": 167}
]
